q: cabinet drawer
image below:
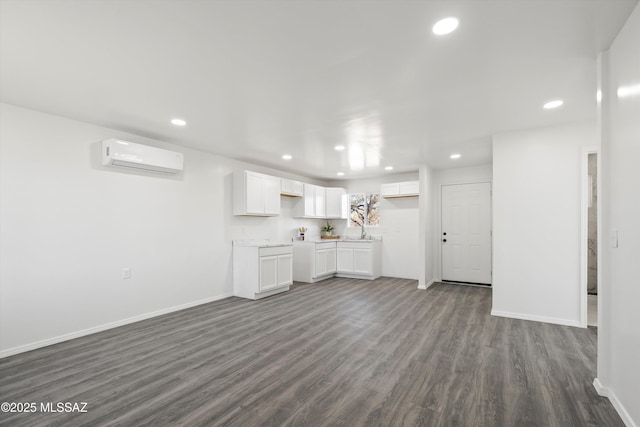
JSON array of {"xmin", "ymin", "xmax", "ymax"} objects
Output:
[
  {"xmin": 337, "ymin": 241, "xmax": 373, "ymax": 249},
  {"xmin": 259, "ymin": 246, "xmax": 293, "ymax": 257},
  {"xmin": 315, "ymin": 242, "xmax": 336, "ymax": 250}
]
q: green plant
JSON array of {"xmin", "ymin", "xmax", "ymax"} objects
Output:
[{"xmin": 321, "ymin": 221, "xmax": 334, "ymax": 233}]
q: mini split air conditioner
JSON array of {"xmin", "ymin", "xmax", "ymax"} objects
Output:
[{"xmin": 102, "ymin": 139, "xmax": 184, "ymax": 174}]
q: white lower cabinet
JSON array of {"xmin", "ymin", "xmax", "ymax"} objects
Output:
[
  {"xmin": 293, "ymin": 241, "xmax": 337, "ymax": 283},
  {"xmin": 315, "ymin": 246, "xmax": 337, "ymax": 277},
  {"xmin": 336, "ymin": 241, "xmax": 382, "ymax": 280},
  {"xmin": 294, "ymin": 240, "xmax": 381, "ymax": 282},
  {"xmin": 233, "ymin": 244, "xmax": 293, "ymax": 299}
]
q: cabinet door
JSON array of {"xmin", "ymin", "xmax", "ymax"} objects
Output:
[
  {"xmin": 277, "ymin": 254, "xmax": 293, "ymax": 287},
  {"xmin": 292, "ymin": 180, "xmax": 304, "ymax": 196},
  {"xmin": 381, "ymin": 183, "xmax": 400, "ymax": 197},
  {"xmin": 315, "ymin": 186, "xmax": 326, "ymax": 217},
  {"xmin": 281, "ymin": 179, "xmax": 304, "ymax": 197},
  {"xmin": 400, "ymin": 181, "xmax": 419, "ymax": 196},
  {"xmin": 314, "ymin": 249, "xmax": 327, "ymax": 278},
  {"xmin": 304, "ymin": 184, "xmax": 315, "ymax": 217},
  {"xmin": 326, "ymin": 188, "xmax": 347, "ymax": 219},
  {"xmin": 246, "ymin": 172, "xmax": 265, "ymax": 214},
  {"xmin": 326, "ymin": 248, "xmax": 337, "ymax": 274},
  {"xmin": 259, "ymin": 255, "xmax": 278, "ymax": 290},
  {"xmin": 263, "ymin": 176, "xmax": 281, "ymax": 215},
  {"xmin": 353, "ymin": 248, "xmax": 372, "ymax": 274},
  {"xmin": 281, "ymin": 178, "xmax": 291, "ymax": 195},
  {"xmin": 337, "ymin": 248, "xmax": 354, "ymax": 273}
]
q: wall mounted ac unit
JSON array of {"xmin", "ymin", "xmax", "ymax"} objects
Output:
[{"xmin": 102, "ymin": 139, "xmax": 184, "ymax": 174}]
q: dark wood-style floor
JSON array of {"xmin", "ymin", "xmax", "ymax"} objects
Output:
[{"xmin": 0, "ymin": 279, "xmax": 622, "ymax": 426}]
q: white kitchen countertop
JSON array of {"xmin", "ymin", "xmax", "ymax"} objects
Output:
[
  {"xmin": 233, "ymin": 240, "xmax": 293, "ymax": 248},
  {"xmin": 293, "ymin": 236, "xmax": 382, "ymax": 243}
]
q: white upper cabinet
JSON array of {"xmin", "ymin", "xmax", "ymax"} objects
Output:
[
  {"xmin": 326, "ymin": 187, "xmax": 348, "ymax": 219},
  {"xmin": 234, "ymin": 170, "xmax": 281, "ymax": 216},
  {"xmin": 297, "ymin": 184, "xmax": 326, "ymax": 218},
  {"xmin": 281, "ymin": 178, "xmax": 304, "ymax": 197},
  {"xmin": 381, "ymin": 181, "xmax": 419, "ymax": 198},
  {"xmin": 296, "ymin": 185, "xmax": 346, "ymax": 218}
]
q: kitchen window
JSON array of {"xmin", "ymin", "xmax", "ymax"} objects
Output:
[{"xmin": 348, "ymin": 193, "xmax": 380, "ymax": 227}]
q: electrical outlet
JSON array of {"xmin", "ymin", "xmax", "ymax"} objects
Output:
[{"xmin": 122, "ymin": 267, "xmax": 131, "ymax": 279}]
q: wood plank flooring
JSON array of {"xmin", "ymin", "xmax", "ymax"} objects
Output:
[{"xmin": 0, "ymin": 279, "xmax": 622, "ymax": 426}]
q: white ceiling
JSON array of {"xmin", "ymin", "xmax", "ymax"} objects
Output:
[{"xmin": 0, "ymin": 0, "xmax": 636, "ymax": 179}]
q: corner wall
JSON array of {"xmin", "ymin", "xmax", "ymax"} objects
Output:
[
  {"xmin": 492, "ymin": 121, "xmax": 597, "ymax": 326},
  {"xmin": 328, "ymin": 172, "xmax": 421, "ymax": 280},
  {"xmin": 597, "ymin": 3, "xmax": 640, "ymax": 425},
  {"xmin": 0, "ymin": 103, "xmax": 325, "ymax": 356}
]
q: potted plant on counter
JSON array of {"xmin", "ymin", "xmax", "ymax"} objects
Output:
[{"xmin": 321, "ymin": 221, "xmax": 334, "ymax": 237}]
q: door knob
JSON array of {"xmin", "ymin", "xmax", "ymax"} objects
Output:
[
  {"xmin": 443, "ymin": 232, "xmax": 447, "ymax": 236},
  {"xmin": 442, "ymin": 239, "xmax": 447, "ymax": 243}
]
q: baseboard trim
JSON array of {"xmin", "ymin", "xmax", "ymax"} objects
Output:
[
  {"xmin": 490, "ymin": 309, "xmax": 580, "ymax": 327},
  {"xmin": 418, "ymin": 279, "xmax": 436, "ymax": 290},
  {"xmin": 0, "ymin": 293, "xmax": 234, "ymax": 359},
  {"xmin": 593, "ymin": 378, "xmax": 637, "ymax": 427}
]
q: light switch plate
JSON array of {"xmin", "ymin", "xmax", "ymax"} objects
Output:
[{"xmin": 610, "ymin": 230, "xmax": 619, "ymax": 248}]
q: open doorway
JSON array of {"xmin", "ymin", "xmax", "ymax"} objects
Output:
[
  {"xmin": 587, "ymin": 153, "xmax": 598, "ymax": 326},
  {"xmin": 582, "ymin": 149, "xmax": 599, "ymax": 328}
]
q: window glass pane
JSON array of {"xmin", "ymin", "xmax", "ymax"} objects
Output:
[
  {"xmin": 367, "ymin": 193, "xmax": 380, "ymax": 226},
  {"xmin": 349, "ymin": 193, "xmax": 365, "ymax": 227}
]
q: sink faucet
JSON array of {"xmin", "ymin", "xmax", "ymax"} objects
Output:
[{"xmin": 360, "ymin": 222, "xmax": 366, "ymax": 239}]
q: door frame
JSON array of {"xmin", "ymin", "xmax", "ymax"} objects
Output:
[
  {"xmin": 580, "ymin": 146, "xmax": 600, "ymax": 328},
  {"xmin": 438, "ymin": 181, "xmax": 493, "ymax": 283}
]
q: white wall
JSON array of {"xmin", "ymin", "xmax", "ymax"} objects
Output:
[
  {"xmin": 328, "ymin": 172, "xmax": 420, "ymax": 280},
  {"xmin": 597, "ymin": 3, "xmax": 640, "ymax": 425},
  {"xmin": 0, "ymin": 103, "xmax": 326, "ymax": 356},
  {"xmin": 418, "ymin": 165, "xmax": 435, "ymax": 288},
  {"xmin": 492, "ymin": 121, "xmax": 597, "ymax": 326},
  {"xmin": 432, "ymin": 164, "xmax": 493, "ymax": 281}
]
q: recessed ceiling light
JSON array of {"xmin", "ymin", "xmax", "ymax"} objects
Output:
[
  {"xmin": 433, "ymin": 17, "xmax": 459, "ymax": 35},
  {"xmin": 282, "ymin": 154, "xmax": 292, "ymax": 160},
  {"xmin": 334, "ymin": 145, "xmax": 346, "ymax": 151},
  {"xmin": 543, "ymin": 100, "xmax": 563, "ymax": 109},
  {"xmin": 171, "ymin": 118, "xmax": 186, "ymax": 126},
  {"xmin": 385, "ymin": 166, "xmax": 393, "ymax": 171},
  {"xmin": 337, "ymin": 172, "xmax": 345, "ymax": 176},
  {"xmin": 450, "ymin": 153, "xmax": 461, "ymax": 159},
  {"xmin": 617, "ymin": 84, "xmax": 640, "ymax": 98}
]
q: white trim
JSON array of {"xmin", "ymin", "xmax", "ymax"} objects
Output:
[
  {"xmin": 593, "ymin": 378, "xmax": 638, "ymax": 427},
  {"xmin": 580, "ymin": 147, "xmax": 599, "ymax": 328},
  {"xmin": 491, "ymin": 309, "xmax": 580, "ymax": 327},
  {"xmin": 418, "ymin": 279, "xmax": 436, "ymax": 290},
  {"xmin": 593, "ymin": 378, "xmax": 607, "ymax": 395},
  {"xmin": 0, "ymin": 293, "xmax": 233, "ymax": 359}
]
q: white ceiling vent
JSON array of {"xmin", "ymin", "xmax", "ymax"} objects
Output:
[{"xmin": 102, "ymin": 139, "xmax": 184, "ymax": 174}]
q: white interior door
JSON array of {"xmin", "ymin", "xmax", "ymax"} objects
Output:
[{"xmin": 441, "ymin": 183, "xmax": 492, "ymax": 285}]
